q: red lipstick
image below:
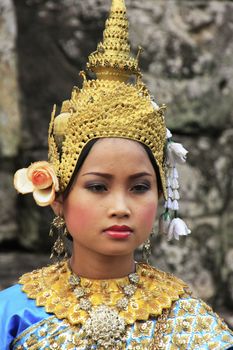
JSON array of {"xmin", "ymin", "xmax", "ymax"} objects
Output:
[{"xmin": 104, "ymin": 225, "xmax": 133, "ymax": 239}]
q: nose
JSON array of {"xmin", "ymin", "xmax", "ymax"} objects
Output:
[{"xmin": 107, "ymin": 192, "xmax": 131, "ymax": 218}]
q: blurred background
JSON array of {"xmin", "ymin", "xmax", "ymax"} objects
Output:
[{"xmin": 0, "ymin": 0, "xmax": 233, "ymax": 327}]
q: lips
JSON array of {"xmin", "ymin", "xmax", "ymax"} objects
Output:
[{"xmin": 104, "ymin": 225, "xmax": 133, "ymax": 239}]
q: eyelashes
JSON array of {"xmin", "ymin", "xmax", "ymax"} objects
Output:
[
  {"xmin": 85, "ymin": 182, "xmax": 151, "ymax": 194},
  {"xmin": 85, "ymin": 184, "xmax": 108, "ymax": 193},
  {"xmin": 132, "ymin": 184, "xmax": 151, "ymax": 193}
]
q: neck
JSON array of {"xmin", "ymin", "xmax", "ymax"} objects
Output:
[{"xmin": 69, "ymin": 247, "xmax": 135, "ymax": 279}]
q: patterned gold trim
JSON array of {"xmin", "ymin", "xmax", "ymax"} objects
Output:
[
  {"xmin": 19, "ymin": 261, "xmax": 188, "ymax": 326},
  {"xmin": 12, "ymin": 297, "xmax": 233, "ymax": 349},
  {"xmin": 11, "ymin": 316, "xmax": 57, "ymax": 347}
]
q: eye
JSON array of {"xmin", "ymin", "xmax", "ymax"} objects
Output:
[
  {"xmin": 86, "ymin": 183, "xmax": 108, "ymax": 193},
  {"xmin": 131, "ymin": 183, "xmax": 150, "ymax": 193}
]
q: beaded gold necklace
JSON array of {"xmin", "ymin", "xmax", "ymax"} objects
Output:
[
  {"xmin": 68, "ymin": 263, "xmax": 140, "ymax": 348},
  {"xmin": 19, "ymin": 260, "xmax": 189, "ymax": 349}
]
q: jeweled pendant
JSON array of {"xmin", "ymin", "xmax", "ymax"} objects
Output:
[{"xmin": 83, "ymin": 305, "xmax": 126, "ymax": 349}]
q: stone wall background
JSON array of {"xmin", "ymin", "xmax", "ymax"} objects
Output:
[{"xmin": 0, "ymin": 0, "xmax": 233, "ymax": 325}]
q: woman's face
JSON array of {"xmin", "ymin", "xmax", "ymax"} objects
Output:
[{"xmin": 62, "ymin": 138, "xmax": 159, "ymax": 259}]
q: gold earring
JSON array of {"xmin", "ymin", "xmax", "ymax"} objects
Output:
[
  {"xmin": 49, "ymin": 216, "xmax": 68, "ymax": 260},
  {"xmin": 142, "ymin": 231, "xmax": 154, "ymax": 264}
]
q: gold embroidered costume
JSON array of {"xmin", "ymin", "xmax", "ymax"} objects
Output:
[
  {"xmin": 1, "ymin": 0, "xmax": 233, "ymax": 349},
  {"xmin": 4, "ymin": 262, "xmax": 232, "ymax": 349}
]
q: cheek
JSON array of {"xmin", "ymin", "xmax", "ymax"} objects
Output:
[
  {"xmin": 63, "ymin": 198, "xmax": 100, "ymax": 233},
  {"xmin": 137, "ymin": 202, "xmax": 158, "ymax": 230}
]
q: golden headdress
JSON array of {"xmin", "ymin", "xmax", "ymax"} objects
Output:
[
  {"xmin": 13, "ymin": 0, "xmax": 191, "ymax": 240},
  {"xmin": 48, "ymin": 0, "xmax": 167, "ymax": 195}
]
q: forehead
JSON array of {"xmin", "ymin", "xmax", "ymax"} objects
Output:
[{"xmin": 79, "ymin": 138, "xmax": 154, "ymax": 172}]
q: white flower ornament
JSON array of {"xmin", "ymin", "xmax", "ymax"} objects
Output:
[
  {"xmin": 166, "ymin": 142, "xmax": 188, "ymax": 166},
  {"xmin": 167, "ymin": 218, "xmax": 191, "ymax": 241},
  {"xmin": 149, "ymin": 102, "xmax": 191, "ymax": 241},
  {"xmin": 14, "ymin": 161, "xmax": 59, "ymax": 206},
  {"xmin": 163, "ymin": 128, "xmax": 191, "ymax": 240}
]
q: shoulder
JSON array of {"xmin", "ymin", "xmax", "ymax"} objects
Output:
[
  {"xmin": 0, "ymin": 283, "xmax": 28, "ymax": 304},
  {"xmin": 140, "ymin": 265, "xmax": 233, "ymax": 349},
  {"xmin": 0, "ymin": 281, "xmax": 48, "ymax": 319},
  {"xmin": 139, "ymin": 263, "xmax": 189, "ymax": 289},
  {"xmin": 170, "ymin": 295, "xmax": 231, "ymax": 325},
  {"xmin": 0, "ymin": 284, "xmax": 34, "ymax": 319},
  {"xmin": 139, "ymin": 263, "xmax": 190, "ymax": 301},
  {"xmin": 0, "ymin": 281, "xmax": 49, "ymax": 349},
  {"xmin": 164, "ymin": 296, "xmax": 233, "ymax": 349}
]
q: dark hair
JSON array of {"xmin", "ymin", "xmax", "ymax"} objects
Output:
[
  {"xmin": 63, "ymin": 139, "xmax": 99, "ymax": 199},
  {"xmin": 63, "ymin": 138, "xmax": 162, "ymax": 199},
  {"xmin": 141, "ymin": 143, "xmax": 162, "ymax": 193}
]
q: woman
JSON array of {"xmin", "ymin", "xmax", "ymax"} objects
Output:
[{"xmin": 0, "ymin": 0, "xmax": 233, "ymax": 349}]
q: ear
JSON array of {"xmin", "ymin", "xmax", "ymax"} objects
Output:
[{"xmin": 51, "ymin": 196, "xmax": 63, "ymax": 216}]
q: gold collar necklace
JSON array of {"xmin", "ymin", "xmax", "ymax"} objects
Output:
[
  {"xmin": 19, "ymin": 260, "xmax": 188, "ymax": 348},
  {"xmin": 68, "ymin": 263, "xmax": 140, "ymax": 348}
]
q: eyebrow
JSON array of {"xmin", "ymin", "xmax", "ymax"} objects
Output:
[{"xmin": 82, "ymin": 172, "xmax": 153, "ymax": 179}]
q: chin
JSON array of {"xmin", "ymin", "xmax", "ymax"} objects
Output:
[{"xmin": 99, "ymin": 245, "xmax": 135, "ymax": 257}]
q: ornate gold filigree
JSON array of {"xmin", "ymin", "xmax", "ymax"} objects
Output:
[
  {"xmin": 87, "ymin": 0, "xmax": 140, "ymax": 81},
  {"xmin": 19, "ymin": 261, "xmax": 188, "ymax": 327},
  {"xmin": 47, "ymin": 0, "xmax": 167, "ymax": 197}
]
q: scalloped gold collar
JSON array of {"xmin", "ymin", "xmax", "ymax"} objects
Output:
[{"xmin": 19, "ymin": 261, "xmax": 189, "ymax": 325}]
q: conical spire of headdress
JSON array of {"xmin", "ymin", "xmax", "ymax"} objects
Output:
[
  {"xmin": 110, "ymin": 0, "xmax": 126, "ymax": 11},
  {"xmin": 86, "ymin": 0, "xmax": 141, "ymax": 82}
]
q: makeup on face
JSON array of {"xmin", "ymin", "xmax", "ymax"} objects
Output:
[
  {"xmin": 62, "ymin": 138, "xmax": 159, "ymax": 263},
  {"xmin": 103, "ymin": 225, "xmax": 133, "ymax": 239}
]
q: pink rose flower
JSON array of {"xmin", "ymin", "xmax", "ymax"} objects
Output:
[
  {"xmin": 14, "ymin": 161, "xmax": 59, "ymax": 206},
  {"xmin": 31, "ymin": 170, "xmax": 52, "ymax": 189}
]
